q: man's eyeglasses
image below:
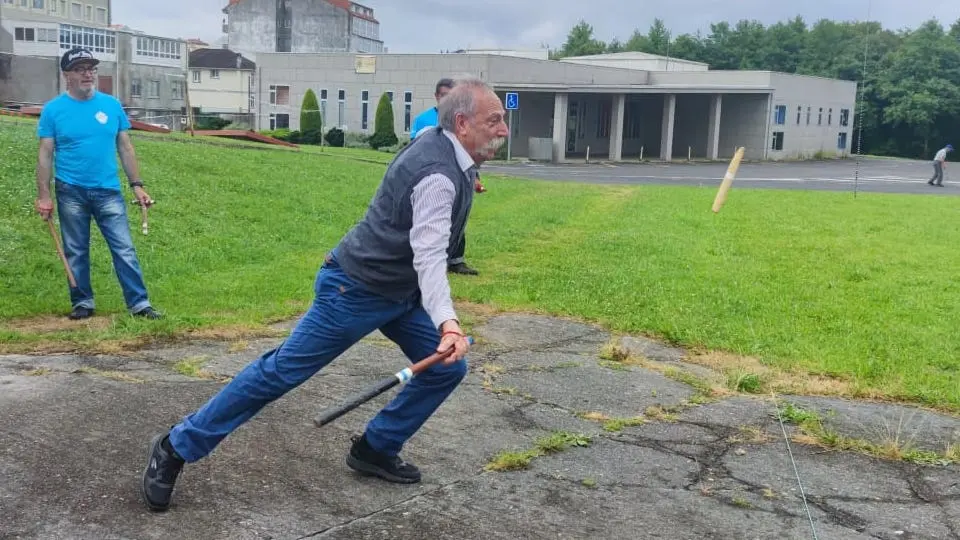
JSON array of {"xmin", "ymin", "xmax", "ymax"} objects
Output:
[{"xmin": 71, "ymin": 66, "xmax": 98, "ymax": 75}]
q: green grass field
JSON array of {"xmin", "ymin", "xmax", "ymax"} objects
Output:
[{"xmin": 1, "ymin": 118, "xmax": 958, "ymax": 411}]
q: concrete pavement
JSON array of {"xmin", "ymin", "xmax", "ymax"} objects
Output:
[
  {"xmin": 483, "ymin": 157, "xmax": 959, "ymax": 195},
  {"xmin": 1, "ymin": 313, "xmax": 958, "ymax": 539}
]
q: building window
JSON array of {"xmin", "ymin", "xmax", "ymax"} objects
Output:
[
  {"xmin": 818, "ymin": 107, "xmax": 823, "ymax": 125},
  {"xmin": 84, "ymin": 5, "xmax": 90, "ymax": 20},
  {"xmin": 828, "ymin": 108, "xmax": 832, "ymax": 125},
  {"xmin": 269, "ymin": 113, "xmax": 289, "ymax": 130},
  {"xmin": 796, "ymin": 106, "xmax": 801, "ymax": 125},
  {"xmin": 32, "ymin": 0, "xmax": 43, "ymax": 8},
  {"xmin": 597, "ymin": 99, "xmax": 611, "ymax": 138},
  {"xmin": 59, "ymin": 25, "xmax": 115, "ymax": 54},
  {"xmin": 838, "ymin": 132, "xmax": 848, "ymax": 150},
  {"xmin": 771, "ymin": 131, "xmax": 784, "ymax": 151},
  {"xmin": 191, "ymin": 70, "xmax": 200, "ymax": 83},
  {"xmin": 96, "ymin": 7, "xmax": 106, "ymax": 23},
  {"xmin": 386, "ymin": 91, "xmax": 393, "ymax": 102},
  {"xmin": 210, "ymin": 69, "xmax": 219, "ymax": 79},
  {"xmin": 361, "ymin": 90, "xmax": 369, "ymax": 131},
  {"xmin": 131, "ymin": 78, "xmax": 141, "ymax": 97},
  {"xmin": 14, "ymin": 27, "xmax": 34, "ymax": 41},
  {"xmin": 70, "ymin": 1, "xmax": 80, "ymax": 18},
  {"xmin": 172, "ymin": 81, "xmax": 183, "ymax": 100},
  {"xmin": 269, "ymin": 84, "xmax": 289, "ymax": 105},
  {"xmin": 773, "ymin": 104, "xmax": 786, "ymax": 125},
  {"xmin": 338, "ymin": 89, "xmax": 345, "ymax": 127},
  {"xmin": 806, "ymin": 106, "xmax": 811, "ymax": 125},
  {"xmin": 403, "ymin": 91, "xmax": 412, "ymax": 132},
  {"xmin": 38, "ymin": 28, "xmax": 57, "ymax": 41},
  {"xmin": 136, "ymin": 36, "xmax": 182, "ymax": 59},
  {"xmin": 320, "ymin": 89, "xmax": 327, "ymax": 123},
  {"xmin": 147, "ymin": 80, "xmax": 160, "ymax": 98},
  {"xmin": 839, "ymin": 108, "xmax": 850, "ymax": 127}
]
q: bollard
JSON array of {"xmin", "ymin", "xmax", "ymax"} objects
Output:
[
  {"xmin": 640, "ymin": 146, "xmax": 644, "ymax": 161},
  {"xmin": 586, "ymin": 146, "xmax": 590, "ymax": 163}
]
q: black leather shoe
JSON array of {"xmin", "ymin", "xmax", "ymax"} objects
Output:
[
  {"xmin": 133, "ymin": 307, "xmax": 163, "ymax": 319},
  {"xmin": 141, "ymin": 433, "xmax": 185, "ymax": 512},
  {"xmin": 68, "ymin": 306, "xmax": 94, "ymax": 320},
  {"xmin": 448, "ymin": 262, "xmax": 479, "ymax": 276},
  {"xmin": 346, "ymin": 434, "xmax": 421, "ymax": 484}
]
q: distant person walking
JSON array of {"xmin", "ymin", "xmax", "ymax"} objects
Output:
[
  {"xmin": 929, "ymin": 144, "xmax": 953, "ymax": 187},
  {"xmin": 35, "ymin": 47, "xmax": 162, "ymax": 320},
  {"xmin": 412, "ymin": 78, "xmax": 485, "ymax": 276}
]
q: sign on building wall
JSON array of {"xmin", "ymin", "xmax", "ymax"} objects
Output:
[{"xmin": 355, "ymin": 55, "xmax": 376, "ymax": 74}]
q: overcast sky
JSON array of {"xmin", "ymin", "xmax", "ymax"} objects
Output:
[{"xmin": 112, "ymin": 1, "xmax": 960, "ymax": 53}]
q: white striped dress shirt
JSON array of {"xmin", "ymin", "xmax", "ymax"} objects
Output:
[{"xmin": 409, "ymin": 130, "xmax": 476, "ymax": 329}]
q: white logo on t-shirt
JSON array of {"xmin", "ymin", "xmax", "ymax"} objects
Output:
[{"xmin": 95, "ymin": 111, "xmax": 108, "ymax": 124}]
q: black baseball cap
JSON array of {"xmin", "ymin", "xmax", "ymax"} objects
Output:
[{"xmin": 60, "ymin": 47, "xmax": 99, "ymax": 71}]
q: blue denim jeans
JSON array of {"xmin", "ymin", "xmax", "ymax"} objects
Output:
[
  {"xmin": 168, "ymin": 249, "xmax": 468, "ymax": 462},
  {"xmin": 55, "ymin": 180, "xmax": 152, "ymax": 314}
]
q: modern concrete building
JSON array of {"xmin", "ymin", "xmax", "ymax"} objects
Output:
[
  {"xmin": 188, "ymin": 46, "xmax": 255, "ymax": 127},
  {"xmin": 0, "ymin": 9, "xmax": 188, "ymax": 129},
  {"xmin": 253, "ymin": 51, "xmax": 857, "ymax": 162},
  {"xmin": 222, "ymin": 0, "xmax": 384, "ymax": 63}
]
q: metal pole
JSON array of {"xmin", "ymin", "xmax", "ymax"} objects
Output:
[{"xmin": 507, "ymin": 109, "xmax": 513, "ymax": 161}]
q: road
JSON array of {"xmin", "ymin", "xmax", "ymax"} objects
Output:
[{"xmin": 483, "ymin": 157, "xmax": 960, "ymax": 195}]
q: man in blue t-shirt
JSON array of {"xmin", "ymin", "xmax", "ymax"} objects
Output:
[
  {"xmin": 35, "ymin": 47, "xmax": 161, "ymax": 320},
  {"xmin": 411, "ymin": 78, "xmax": 485, "ymax": 275}
]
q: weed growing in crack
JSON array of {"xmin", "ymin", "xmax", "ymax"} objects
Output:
[
  {"xmin": 602, "ymin": 417, "xmax": 647, "ymax": 432},
  {"xmin": 173, "ymin": 356, "xmax": 229, "ymax": 382},
  {"xmin": 599, "ymin": 360, "xmax": 631, "ymax": 371},
  {"xmin": 484, "ymin": 431, "xmax": 592, "ymax": 472},
  {"xmin": 22, "ymin": 367, "xmax": 51, "ymax": 376},
  {"xmin": 74, "ymin": 366, "xmax": 144, "ymax": 384},
  {"xmin": 778, "ymin": 402, "xmax": 957, "ymax": 466},
  {"xmin": 581, "ymin": 477, "xmax": 598, "ymax": 489},
  {"xmin": 727, "ymin": 369, "xmax": 765, "ymax": 394}
]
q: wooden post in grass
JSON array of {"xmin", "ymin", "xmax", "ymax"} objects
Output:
[
  {"xmin": 183, "ymin": 71, "xmax": 195, "ymax": 137},
  {"xmin": 712, "ymin": 146, "xmax": 745, "ymax": 213}
]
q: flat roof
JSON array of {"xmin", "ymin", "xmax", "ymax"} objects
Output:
[{"xmin": 491, "ymin": 83, "xmax": 774, "ymax": 94}]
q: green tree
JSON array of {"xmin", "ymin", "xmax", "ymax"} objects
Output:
[
  {"xmin": 300, "ymin": 88, "xmax": 322, "ymax": 133},
  {"xmin": 368, "ymin": 93, "xmax": 399, "ymax": 149},
  {"xmin": 555, "ymin": 20, "xmax": 606, "ymax": 58}
]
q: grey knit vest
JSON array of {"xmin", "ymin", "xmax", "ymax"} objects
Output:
[{"xmin": 335, "ymin": 127, "xmax": 474, "ymax": 301}]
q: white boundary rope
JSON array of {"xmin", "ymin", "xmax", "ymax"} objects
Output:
[{"xmin": 774, "ymin": 399, "xmax": 820, "ymax": 540}]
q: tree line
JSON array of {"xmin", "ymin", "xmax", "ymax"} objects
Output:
[{"xmin": 551, "ymin": 17, "xmax": 960, "ymax": 159}]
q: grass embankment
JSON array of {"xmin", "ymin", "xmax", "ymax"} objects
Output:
[{"xmin": 1, "ymin": 118, "xmax": 957, "ymax": 411}]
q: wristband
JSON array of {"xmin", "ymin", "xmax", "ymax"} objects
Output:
[
  {"xmin": 129, "ymin": 180, "xmax": 144, "ymax": 188},
  {"xmin": 441, "ymin": 330, "xmax": 465, "ymax": 339}
]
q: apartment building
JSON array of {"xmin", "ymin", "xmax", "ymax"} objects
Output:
[
  {"xmin": 0, "ymin": 0, "xmax": 111, "ymax": 27},
  {"xmin": 222, "ymin": 0, "xmax": 384, "ymax": 62},
  {"xmin": 0, "ymin": 9, "xmax": 188, "ymax": 129}
]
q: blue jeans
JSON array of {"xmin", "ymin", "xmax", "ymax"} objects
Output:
[
  {"xmin": 168, "ymin": 250, "xmax": 468, "ymax": 462},
  {"xmin": 55, "ymin": 180, "xmax": 152, "ymax": 313}
]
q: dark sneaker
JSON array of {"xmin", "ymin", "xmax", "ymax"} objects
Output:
[
  {"xmin": 68, "ymin": 306, "xmax": 94, "ymax": 320},
  {"xmin": 141, "ymin": 433, "xmax": 185, "ymax": 512},
  {"xmin": 133, "ymin": 307, "xmax": 162, "ymax": 319},
  {"xmin": 448, "ymin": 262, "xmax": 479, "ymax": 276},
  {"xmin": 346, "ymin": 434, "xmax": 421, "ymax": 484}
]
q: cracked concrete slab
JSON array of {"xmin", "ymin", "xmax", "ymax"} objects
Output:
[
  {"xmin": 0, "ymin": 313, "xmax": 958, "ymax": 539},
  {"xmin": 783, "ymin": 396, "xmax": 960, "ymax": 454}
]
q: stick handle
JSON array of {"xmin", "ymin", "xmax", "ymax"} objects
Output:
[
  {"xmin": 47, "ymin": 219, "xmax": 77, "ymax": 288},
  {"xmin": 712, "ymin": 146, "xmax": 745, "ymax": 213},
  {"xmin": 313, "ymin": 336, "xmax": 472, "ymax": 427},
  {"xmin": 140, "ymin": 204, "xmax": 148, "ymax": 235}
]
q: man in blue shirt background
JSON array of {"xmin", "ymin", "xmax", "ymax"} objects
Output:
[
  {"xmin": 411, "ymin": 78, "xmax": 485, "ymax": 275},
  {"xmin": 35, "ymin": 47, "xmax": 161, "ymax": 320}
]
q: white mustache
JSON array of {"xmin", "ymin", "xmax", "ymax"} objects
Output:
[{"xmin": 482, "ymin": 137, "xmax": 506, "ymax": 152}]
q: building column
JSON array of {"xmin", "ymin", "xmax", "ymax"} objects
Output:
[
  {"xmin": 707, "ymin": 94, "xmax": 722, "ymax": 160},
  {"xmin": 660, "ymin": 93, "xmax": 676, "ymax": 161},
  {"xmin": 552, "ymin": 92, "xmax": 568, "ymax": 163},
  {"xmin": 608, "ymin": 94, "xmax": 625, "ymax": 162}
]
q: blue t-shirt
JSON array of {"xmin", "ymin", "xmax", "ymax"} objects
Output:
[
  {"xmin": 37, "ymin": 91, "xmax": 131, "ymax": 190},
  {"xmin": 410, "ymin": 106, "xmax": 438, "ymax": 140}
]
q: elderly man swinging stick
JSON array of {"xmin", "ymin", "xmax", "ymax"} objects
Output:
[{"xmin": 141, "ymin": 77, "xmax": 509, "ymax": 512}]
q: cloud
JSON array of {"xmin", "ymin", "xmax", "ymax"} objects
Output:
[{"xmin": 110, "ymin": 0, "xmax": 960, "ymax": 54}]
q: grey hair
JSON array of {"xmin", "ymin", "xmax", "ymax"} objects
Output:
[{"xmin": 438, "ymin": 76, "xmax": 494, "ymax": 131}]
